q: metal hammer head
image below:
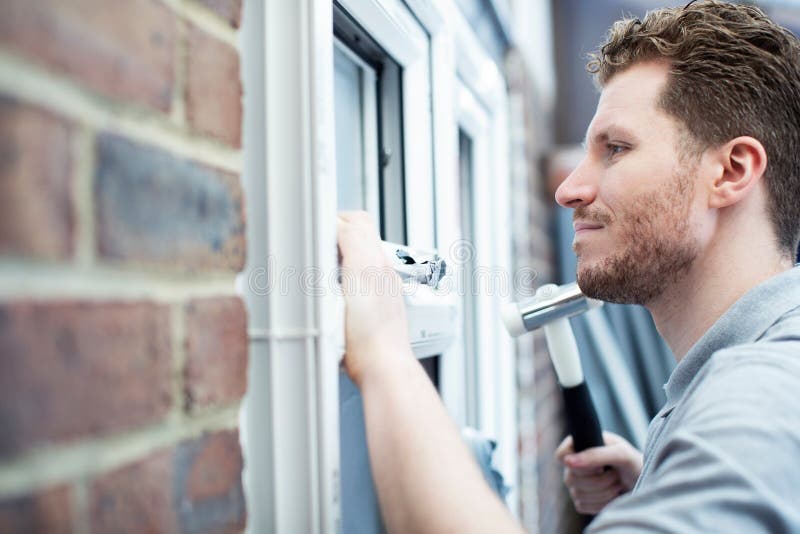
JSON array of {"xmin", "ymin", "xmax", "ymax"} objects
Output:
[{"xmin": 501, "ymin": 283, "xmax": 603, "ymax": 337}]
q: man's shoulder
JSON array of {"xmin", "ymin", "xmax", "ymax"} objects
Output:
[
  {"xmin": 655, "ymin": 338, "xmax": 800, "ymax": 497},
  {"xmin": 696, "ymin": 338, "xmax": 800, "ymax": 398},
  {"xmin": 707, "ymin": 299, "xmax": 800, "ymax": 370},
  {"xmin": 679, "ymin": 336, "xmax": 800, "ymax": 429}
]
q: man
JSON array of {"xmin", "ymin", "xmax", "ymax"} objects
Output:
[{"xmin": 338, "ymin": 1, "xmax": 800, "ymax": 531}]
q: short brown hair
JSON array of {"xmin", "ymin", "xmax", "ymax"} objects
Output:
[{"xmin": 589, "ymin": 0, "xmax": 800, "ymax": 256}]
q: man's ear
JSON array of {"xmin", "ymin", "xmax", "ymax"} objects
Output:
[{"xmin": 708, "ymin": 136, "xmax": 767, "ymax": 209}]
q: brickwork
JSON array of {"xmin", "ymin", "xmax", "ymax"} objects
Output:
[
  {"xmin": 0, "ymin": 0, "xmax": 176, "ymax": 113},
  {"xmin": 0, "ymin": 97, "xmax": 74, "ymax": 260},
  {"xmin": 196, "ymin": 0, "xmax": 243, "ymax": 29},
  {"xmin": 0, "ymin": 301, "xmax": 173, "ymax": 458},
  {"xmin": 184, "ymin": 297, "xmax": 248, "ymax": 410},
  {"xmin": 0, "ymin": 0, "xmax": 247, "ymax": 531},
  {"xmin": 94, "ymin": 133, "xmax": 245, "ymax": 269},
  {"xmin": 0, "ymin": 484, "xmax": 73, "ymax": 534},
  {"xmin": 185, "ymin": 22, "xmax": 242, "ymax": 148},
  {"xmin": 90, "ymin": 430, "xmax": 245, "ymax": 533}
]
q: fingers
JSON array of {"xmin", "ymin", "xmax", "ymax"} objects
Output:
[
  {"xmin": 563, "ymin": 443, "xmax": 634, "ymax": 473},
  {"xmin": 570, "ymin": 482, "xmax": 624, "ymax": 506},
  {"xmin": 337, "ymin": 211, "xmax": 378, "ymax": 247},
  {"xmin": 575, "ymin": 484, "xmax": 624, "ymax": 505},
  {"xmin": 555, "ymin": 435, "xmax": 573, "ymax": 460},
  {"xmin": 337, "ymin": 210, "xmax": 374, "ymax": 223},
  {"xmin": 337, "ymin": 211, "xmax": 380, "ymax": 241},
  {"xmin": 563, "ymin": 466, "xmax": 618, "ymax": 492},
  {"xmin": 565, "ymin": 468, "xmax": 625, "ymax": 515},
  {"xmin": 556, "ymin": 432, "xmax": 622, "ymax": 468},
  {"xmin": 337, "ymin": 211, "xmax": 391, "ymax": 270},
  {"xmin": 571, "ymin": 484, "xmax": 624, "ymax": 515}
]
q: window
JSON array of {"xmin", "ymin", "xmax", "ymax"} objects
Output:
[
  {"xmin": 334, "ymin": 4, "xmax": 406, "ymax": 243},
  {"xmin": 333, "ymin": 2, "xmax": 443, "ymax": 531},
  {"xmin": 333, "ymin": 43, "xmax": 377, "ymax": 214},
  {"xmin": 240, "ymin": 0, "xmax": 518, "ymax": 529}
]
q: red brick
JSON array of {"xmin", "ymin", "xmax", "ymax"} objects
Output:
[
  {"xmin": 174, "ymin": 430, "xmax": 245, "ymax": 532},
  {"xmin": 0, "ymin": 97, "xmax": 74, "ymax": 260},
  {"xmin": 0, "ymin": 301, "xmax": 172, "ymax": 458},
  {"xmin": 195, "ymin": 0, "xmax": 242, "ymax": 28},
  {"xmin": 90, "ymin": 430, "xmax": 245, "ymax": 533},
  {"xmin": 0, "ymin": 485, "xmax": 72, "ymax": 534},
  {"xmin": 90, "ymin": 448, "xmax": 176, "ymax": 534},
  {"xmin": 184, "ymin": 297, "xmax": 248, "ymax": 410},
  {"xmin": 0, "ymin": 0, "xmax": 175, "ymax": 112},
  {"xmin": 183, "ymin": 431, "xmax": 242, "ymax": 501},
  {"xmin": 94, "ymin": 133, "xmax": 246, "ymax": 271},
  {"xmin": 185, "ymin": 24, "xmax": 242, "ymax": 147}
]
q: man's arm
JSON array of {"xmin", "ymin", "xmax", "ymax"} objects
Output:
[{"xmin": 338, "ymin": 212, "xmax": 522, "ymax": 533}]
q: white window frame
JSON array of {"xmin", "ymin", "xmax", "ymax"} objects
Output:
[
  {"xmin": 239, "ymin": 1, "xmax": 340, "ymax": 532},
  {"xmin": 239, "ymin": 0, "xmax": 518, "ymax": 530}
]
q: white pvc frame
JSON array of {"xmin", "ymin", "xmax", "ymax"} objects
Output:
[
  {"xmin": 239, "ymin": 0, "xmax": 339, "ymax": 531},
  {"xmin": 239, "ymin": 0, "xmax": 518, "ymax": 529}
]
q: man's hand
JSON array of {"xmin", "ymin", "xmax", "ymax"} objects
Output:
[
  {"xmin": 337, "ymin": 211, "xmax": 414, "ymax": 386},
  {"xmin": 556, "ymin": 431, "xmax": 643, "ymax": 515}
]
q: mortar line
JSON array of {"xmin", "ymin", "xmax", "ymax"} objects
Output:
[
  {"xmin": 72, "ymin": 125, "xmax": 96, "ymax": 269},
  {"xmin": 71, "ymin": 477, "xmax": 90, "ymax": 534},
  {"xmin": 0, "ymin": 405, "xmax": 241, "ymax": 498},
  {"xmin": 171, "ymin": 302, "xmax": 188, "ymax": 421},
  {"xmin": 162, "ymin": 0, "xmax": 240, "ymax": 49},
  {"xmin": 171, "ymin": 12, "xmax": 188, "ymax": 127},
  {"xmin": 0, "ymin": 52, "xmax": 242, "ymax": 173},
  {"xmin": 0, "ymin": 262, "xmax": 241, "ymax": 301}
]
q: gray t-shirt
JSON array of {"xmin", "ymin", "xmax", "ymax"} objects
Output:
[{"xmin": 588, "ymin": 266, "xmax": 800, "ymax": 533}]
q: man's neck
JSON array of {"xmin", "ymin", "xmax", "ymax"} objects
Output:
[{"xmin": 646, "ymin": 248, "xmax": 794, "ymax": 361}]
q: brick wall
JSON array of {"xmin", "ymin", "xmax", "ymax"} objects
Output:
[
  {"xmin": 505, "ymin": 49, "xmax": 582, "ymax": 534},
  {"xmin": 0, "ymin": 1, "xmax": 248, "ymax": 532}
]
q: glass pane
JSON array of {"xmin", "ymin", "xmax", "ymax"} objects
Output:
[
  {"xmin": 378, "ymin": 61, "xmax": 407, "ymax": 244},
  {"xmin": 334, "ymin": 46, "xmax": 366, "ymax": 211}
]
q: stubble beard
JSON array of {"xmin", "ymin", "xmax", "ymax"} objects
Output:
[{"xmin": 575, "ymin": 167, "xmax": 700, "ymax": 306}]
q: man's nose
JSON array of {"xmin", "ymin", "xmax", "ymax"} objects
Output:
[{"xmin": 554, "ymin": 159, "xmax": 596, "ymax": 208}]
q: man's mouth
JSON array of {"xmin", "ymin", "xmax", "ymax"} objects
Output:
[{"xmin": 573, "ymin": 221, "xmax": 604, "ymax": 234}]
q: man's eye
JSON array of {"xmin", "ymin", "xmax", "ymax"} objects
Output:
[{"xmin": 607, "ymin": 144, "xmax": 627, "ymax": 158}]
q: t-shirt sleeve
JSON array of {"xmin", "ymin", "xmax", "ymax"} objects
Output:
[{"xmin": 586, "ymin": 343, "xmax": 800, "ymax": 533}]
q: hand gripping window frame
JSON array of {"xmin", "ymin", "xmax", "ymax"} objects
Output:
[{"xmin": 337, "ymin": 241, "xmax": 456, "ymax": 360}]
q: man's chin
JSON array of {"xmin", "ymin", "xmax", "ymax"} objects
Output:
[
  {"xmin": 575, "ymin": 259, "xmax": 642, "ymax": 305},
  {"xmin": 574, "ymin": 255, "xmax": 605, "ymax": 280},
  {"xmin": 575, "ymin": 262, "xmax": 604, "ymax": 299},
  {"xmin": 575, "ymin": 267, "xmax": 603, "ymax": 301}
]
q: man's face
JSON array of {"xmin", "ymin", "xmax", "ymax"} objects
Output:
[{"xmin": 555, "ymin": 61, "xmax": 702, "ymax": 305}]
